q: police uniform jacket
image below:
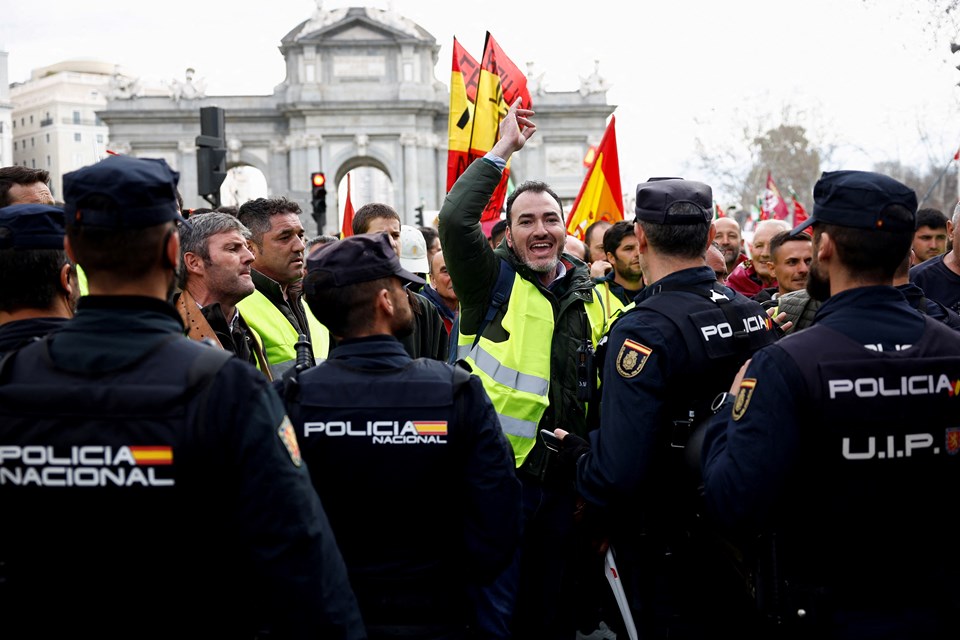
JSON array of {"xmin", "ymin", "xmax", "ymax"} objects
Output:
[
  {"xmin": 702, "ymin": 286, "xmax": 960, "ymax": 635},
  {"xmin": 0, "ymin": 296, "xmax": 364, "ymax": 640},
  {"xmin": 284, "ymin": 335, "xmax": 522, "ymax": 633}
]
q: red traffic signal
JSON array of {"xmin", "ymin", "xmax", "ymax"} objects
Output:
[{"xmin": 311, "ymin": 172, "xmax": 326, "ymax": 188}]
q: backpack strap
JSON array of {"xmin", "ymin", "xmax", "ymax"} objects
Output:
[{"xmin": 448, "ymin": 258, "xmax": 517, "ymax": 365}]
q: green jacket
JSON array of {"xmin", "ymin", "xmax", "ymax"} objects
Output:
[{"xmin": 439, "ymin": 158, "xmax": 605, "ymax": 474}]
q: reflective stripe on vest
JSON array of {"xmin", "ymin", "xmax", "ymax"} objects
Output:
[
  {"xmin": 237, "ymin": 289, "xmax": 329, "ymax": 375},
  {"xmin": 459, "ymin": 274, "xmax": 606, "ymax": 467}
]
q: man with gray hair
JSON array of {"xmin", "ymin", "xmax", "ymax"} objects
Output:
[
  {"xmin": 909, "ymin": 201, "xmax": 960, "ymax": 314},
  {"xmin": 176, "ymin": 212, "xmax": 272, "ymax": 379}
]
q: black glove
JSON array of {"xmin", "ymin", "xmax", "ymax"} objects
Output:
[{"xmin": 557, "ymin": 432, "xmax": 590, "ymax": 470}]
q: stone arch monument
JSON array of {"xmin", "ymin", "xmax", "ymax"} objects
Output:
[{"xmin": 98, "ymin": 5, "xmax": 614, "ymax": 234}]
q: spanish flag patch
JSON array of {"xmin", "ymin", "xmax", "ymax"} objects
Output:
[
  {"xmin": 616, "ymin": 339, "xmax": 652, "ymax": 379},
  {"xmin": 732, "ymin": 378, "xmax": 756, "ymax": 421}
]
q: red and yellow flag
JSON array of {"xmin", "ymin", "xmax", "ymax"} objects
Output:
[
  {"xmin": 469, "ymin": 32, "xmax": 532, "ymax": 221},
  {"xmin": 790, "ymin": 187, "xmax": 809, "ymax": 232},
  {"xmin": 446, "ymin": 38, "xmax": 479, "ymax": 192},
  {"xmin": 565, "ymin": 115, "xmax": 624, "ymax": 240},
  {"xmin": 341, "ymin": 172, "xmax": 355, "ymax": 238}
]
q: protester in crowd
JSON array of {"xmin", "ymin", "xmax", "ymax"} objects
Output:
[
  {"xmin": 439, "ymin": 99, "xmax": 608, "ymax": 639},
  {"xmin": 909, "ymin": 202, "xmax": 960, "ymax": 313},
  {"xmin": 236, "ymin": 197, "xmax": 329, "ymax": 375},
  {"xmin": 706, "ymin": 241, "xmax": 728, "ymax": 283},
  {"xmin": 584, "ymin": 219, "xmax": 612, "ymax": 265},
  {"xmin": 912, "ymin": 207, "xmax": 949, "ymax": 264},
  {"xmin": 594, "ymin": 220, "xmax": 643, "ymax": 315},
  {"xmin": 564, "ymin": 234, "xmax": 587, "ymax": 261},
  {"xmin": 176, "ymin": 212, "xmax": 272, "ymax": 379},
  {"xmin": 554, "ymin": 177, "xmax": 777, "ymax": 639},
  {"xmin": 0, "ymin": 166, "xmax": 55, "ymax": 206},
  {"xmin": 306, "ymin": 234, "xmax": 340, "ymax": 258},
  {"xmin": 400, "ymin": 223, "xmax": 430, "ymax": 284},
  {"xmin": 286, "ymin": 233, "xmax": 521, "ymax": 639},
  {"xmin": 726, "ymin": 219, "xmax": 790, "ymax": 297},
  {"xmin": 0, "ymin": 154, "xmax": 364, "ymax": 639},
  {"xmin": 421, "ymin": 249, "xmax": 458, "ymax": 336},
  {"xmin": 419, "ymin": 224, "xmax": 441, "ymax": 268},
  {"xmin": 702, "ymin": 170, "xmax": 960, "ymax": 638},
  {"xmin": 353, "ymin": 203, "xmax": 448, "ymax": 361},
  {"xmin": 713, "ymin": 216, "xmax": 747, "ymax": 275},
  {"xmin": 488, "ymin": 218, "xmax": 507, "ymax": 249},
  {"xmin": 753, "ymin": 230, "xmax": 812, "ymax": 304},
  {"xmin": 0, "ymin": 204, "xmax": 78, "ymax": 353}
]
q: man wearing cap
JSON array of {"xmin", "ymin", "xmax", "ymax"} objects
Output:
[
  {"xmin": 236, "ymin": 196, "xmax": 329, "ymax": 376},
  {"xmin": 702, "ymin": 170, "xmax": 960, "ymax": 637},
  {"xmin": 285, "ymin": 232, "xmax": 521, "ymax": 639},
  {"xmin": 438, "ymin": 100, "xmax": 609, "ymax": 638},
  {"xmin": 352, "ymin": 203, "xmax": 448, "ymax": 361},
  {"xmin": 552, "ymin": 175, "xmax": 777, "ymax": 638},
  {"xmin": 0, "ymin": 203, "xmax": 79, "ymax": 353},
  {"xmin": 0, "ymin": 155, "xmax": 364, "ymax": 639}
]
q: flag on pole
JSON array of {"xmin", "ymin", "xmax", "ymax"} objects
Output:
[
  {"xmin": 762, "ymin": 171, "xmax": 790, "ymax": 221},
  {"xmin": 565, "ymin": 115, "xmax": 623, "ymax": 240},
  {"xmin": 446, "ymin": 38, "xmax": 480, "ymax": 192},
  {"xmin": 470, "ymin": 32, "xmax": 532, "ymax": 222},
  {"xmin": 341, "ymin": 173, "xmax": 355, "ymax": 238}
]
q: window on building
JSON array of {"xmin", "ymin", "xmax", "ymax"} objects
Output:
[
  {"xmin": 96, "ymin": 134, "xmax": 104, "ymax": 143},
  {"xmin": 46, "ymin": 155, "xmax": 51, "ymax": 167},
  {"xmin": 74, "ymin": 133, "xmax": 82, "ymax": 142},
  {"xmin": 13, "ymin": 141, "xmax": 17, "ymax": 151},
  {"xmin": 20, "ymin": 118, "xmax": 24, "ymax": 126},
  {"xmin": 29, "ymin": 115, "xmax": 34, "ymax": 124},
  {"xmin": 72, "ymin": 111, "xmax": 81, "ymax": 124},
  {"xmin": 46, "ymin": 133, "xmax": 50, "ymax": 143},
  {"xmin": 31, "ymin": 137, "xmax": 35, "ymax": 147},
  {"xmin": 31, "ymin": 159, "xmax": 36, "ymax": 168}
]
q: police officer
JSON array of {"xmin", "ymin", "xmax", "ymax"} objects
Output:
[
  {"xmin": 555, "ymin": 177, "xmax": 777, "ymax": 639},
  {"xmin": 0, "ymin": 155, "xmax": 365, "ymax": 639},
  {"xmin": 285, "ymin": 233, "xmax": 522, "ymax": 639},
  {"xmin": 0, "ymin": 203, "xmax": 78, "ymax": 353},
  {"xmin": 701, "ymin": 170, "xmax": 960, "ymax": 638}
]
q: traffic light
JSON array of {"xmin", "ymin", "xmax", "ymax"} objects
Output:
[
  {"xmin": 196, "ymin": 106, "xmax": 227, "ymax": 207},
  {"xmin": 311, "ymin": 172, "xmax": 327, "ymax": 229}
]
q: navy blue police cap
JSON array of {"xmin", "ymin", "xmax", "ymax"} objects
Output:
[
  {"xmin": 790, "ymin": 170, "xmax": 917, "ymax": 236},
  {"xmin": 62, "ymin": 155, "xmax": 189, "ymax": 229},
  {"xmin": 0, "ymin": 203, "xmax": 66, "ymax": 250},
  {"xmin": 304, "ymin": 232, "xmax": 426, "ymax": 295},
  {"xmin": 634, "ymin": 177, "xmax": 713, "ymax": 225}
]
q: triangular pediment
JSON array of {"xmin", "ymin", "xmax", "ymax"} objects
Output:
[{"xmin": 326, "ymin": 24, "xmax": 393, "ymax": 42}]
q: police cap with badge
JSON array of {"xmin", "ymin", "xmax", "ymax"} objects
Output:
[
  {"xmin": 789, "ymin": 170, "xmax": 917, "ymax": 236},
  {"xmin": 0, "ymin": 204, "xmax": 67, "ymax": 250},
  {"xmin": 303, "ymin": 232, "xmax": 426, "ymax": 294},
  {"xmin": 62, "ymin": 155, "xmax": 189, "ymax": 229},
  {"xmin": 634, "ymin": 177, "xmax": 713, "ymax": 225}
]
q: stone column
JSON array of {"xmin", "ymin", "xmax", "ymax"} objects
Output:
[{"xmin": 401, "ymin": 132, "xmax": 419, "ymax": 225}]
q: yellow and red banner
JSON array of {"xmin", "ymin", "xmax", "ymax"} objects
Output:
[
  {"xmin": 446, "ymin": 38, "xmax": 479, "ymax": 192},
  {"xmin": 129, "ymin": 446, "xmax": 173, "ymax": 466},
  {"xmin": 565, "ymin": 115, "xmax": 624, "ymax": 240},
  {"xmin": 446, "ymin": 34, "xmax": 531, "ymax": 221}
]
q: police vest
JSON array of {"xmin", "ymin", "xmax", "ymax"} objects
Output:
[
  {"xmin": 237, "ymin": 288, "xmax": 329, "ymax": 375},
  {"xmin": 288, "ymin": 358, "xmax": 473, "ymax": 626},
  {"xmin": 768, "ymin": 318, "xmax": 960, "ymax": 603},
  {"xmin": 0, "ymin": 337, "xmax": 262, "ymax": 636},
  {"xmin": 457, "ymin": 272, "xmax": 607, "ymax": 467}
]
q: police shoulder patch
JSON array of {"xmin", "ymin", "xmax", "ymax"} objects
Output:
[
  {"xmin": 732, "ymin": 378, "xmax": 757, "ymax": 421},
  {"xmin": 277, "ymin": 416, "xmax": 302, "ymax": 467},
  {"xmin": 616, "ymin": 338, "xmax": 652, "ymax": 378}
]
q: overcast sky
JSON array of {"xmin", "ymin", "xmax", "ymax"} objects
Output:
[{"xmin": 3, "ymin": 0, "xmax": 959, "ymax": 205}]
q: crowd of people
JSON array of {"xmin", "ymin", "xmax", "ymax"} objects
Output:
[{"xmin": 1, "ymin": 98, "xmax": 959, "ymax": 640}]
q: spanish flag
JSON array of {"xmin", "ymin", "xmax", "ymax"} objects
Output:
[
  {"xmin": 129, "ymin": 446, "xmax": 173, "ymax": 466},
  {"xmin": 469, "ymin": 32, "xmax": 532, "ymax": 221},
  {"xmin": 565, "ymin": 115, "xmax": 624, "ymax": 240},
  {"xmin": 446, "ymin": 38, "xmax": 479, "ymax": 192}
]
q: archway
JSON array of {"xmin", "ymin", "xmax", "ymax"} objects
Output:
[
  {"xmin": 335, "ymin": 161, "xmax": 394, "ymax": 235},
  {"xmin": 220, "ymin": 164, "xmax": 268, "ymax": 208}
]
